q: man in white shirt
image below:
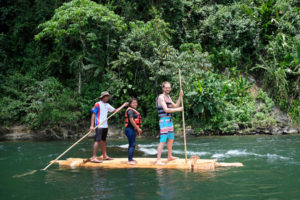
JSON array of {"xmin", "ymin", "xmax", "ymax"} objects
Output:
[{"xmin": 90, "ymin": 91, "xmax": 128, "ymax": 162}]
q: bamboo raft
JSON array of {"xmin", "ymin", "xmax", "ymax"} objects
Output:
[{"xmin": 52, "ymin": 156, "xmax": 243, "ymax": 171}]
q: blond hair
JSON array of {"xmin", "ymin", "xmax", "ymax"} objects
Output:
[{"xmin": 161, "ymin": 81, "xmax": 171, "ymax": 88}]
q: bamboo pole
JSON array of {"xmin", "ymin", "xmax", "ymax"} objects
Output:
[
  {"xmin": 42, "ymin": 103, "xmax": 127, "ymax": 171},
  {"xmin": 179, "ymin": 69, "xmax": 188, "ymax": 163}
]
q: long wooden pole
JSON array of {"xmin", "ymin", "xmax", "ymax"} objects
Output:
[
  {"xmin": 179, "ymin": 69, "xmax": 188, "ymax": 163},
  {"xmin": 42, "ymin": 104, "xmax": 127, "ymax": 171}
]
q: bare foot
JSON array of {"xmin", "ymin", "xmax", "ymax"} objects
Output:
[
  {"xmin": 103, "ymin": 156, "xmax": 114, "ymax": 160},
  {"xmin": 156, "ymin": 160, "xmax": 165, "ymax": 165},
  {"xmin": 89, "ymin": 158, "xmax": 102, "ymax": 163},
  {"xmin": 128, "ymin": 161, "xmax": 137, "ymax": 165},
  {"xmin": 168, "ymin": 156, "xmax": 178, "ymax": 161}
]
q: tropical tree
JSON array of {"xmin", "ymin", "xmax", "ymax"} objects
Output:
[{"xmin": 35, "ymin": 0, "xmax": 126, "ymax": 94}]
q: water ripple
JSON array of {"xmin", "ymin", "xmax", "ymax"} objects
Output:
[{"xmin": 211, "ymin": 149, "xmax": 291, "ymax": 161}]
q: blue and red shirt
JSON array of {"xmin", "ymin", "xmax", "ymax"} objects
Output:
[{"xmin": 91, "ymin": 101, "xmax": 115, "ymax": 128}]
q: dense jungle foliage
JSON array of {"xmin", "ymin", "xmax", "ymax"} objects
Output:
[{"xmin": 0, "ymin": 0, "xmax": 299, "ymax": 134}]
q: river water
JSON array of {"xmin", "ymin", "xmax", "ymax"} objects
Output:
[{"xmin": 1, "ymin": 135, "xmax": 300, "ymax": 200}]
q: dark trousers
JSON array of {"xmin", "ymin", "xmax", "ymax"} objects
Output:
[{"xmin": 125, "ymin": 127, "xmax": 136, "ymax": 161}]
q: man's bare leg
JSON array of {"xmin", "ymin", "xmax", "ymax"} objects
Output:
[
  {"xmin": 91, "ymin": 141, "xmax": 102, "ymax": 162},
  {"xmin": 101, "ymin": 140, "xmax": 106, "ymax": 157},
  {"xmin": 167, "ymin": 139, "xmax": 177, "ymax": 161},
  {"xmin": 156, "ymin": 142, "xmax": 165, "ymax": 165},
  {"xmin": 101, "ymin": 140, "xmax": 113, "ymax": 160}
]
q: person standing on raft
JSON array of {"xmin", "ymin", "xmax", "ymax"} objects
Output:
[
  {"xmin": 156, "ymin": 81, "xmax": 183, "ymax": 165},
  {"xmin": 90, "ymin": 91, "xmax": 128, "ymax": 163},
  {"xmin": 124, "ymin": 97, "xmax": 142, "ymax": 165}
]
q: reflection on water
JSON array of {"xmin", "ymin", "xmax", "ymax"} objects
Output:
[
  {"xmin": 89, "ymin": 169, "xmax": 113, "ymax": 200},
  {"xmin": 125, "ymin": 169, "xmax": 139, "ymax": 200},
  {"xmin": 155, "ymin": 168, "xmax": 220, "ymax": 200},
  {"xmin": 155, "ymin": 169, "xmax": 179, "ymax": 199}
]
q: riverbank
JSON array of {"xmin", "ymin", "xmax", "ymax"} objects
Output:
[
  {"xmin": 0, "ymin": 124, "xmax": 122, "ymax": 141},
  {"xmin": 1, "ymin": 103, "xmax": 299, "ymax": 141},
  {"xmin": 1, "ymin": 121, "xmax": 299, "ymax": 141}
]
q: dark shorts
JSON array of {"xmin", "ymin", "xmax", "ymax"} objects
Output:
[{"xmin": 95, "ymin": 128, "xmax": 108, "ymax": 142}]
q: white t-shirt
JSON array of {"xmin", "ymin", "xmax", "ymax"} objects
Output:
[{"xmin": 91, "ymin": 101, "xmax": 115, "ymax": 128}]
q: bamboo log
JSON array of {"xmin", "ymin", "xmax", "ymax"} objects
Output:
[{"xmin": 52, "ymin": 157, "xmax": 243, "ymax": 170}]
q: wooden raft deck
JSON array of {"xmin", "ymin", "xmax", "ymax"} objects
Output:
[{"xmin": 53, "ymin": 157, "xmax": 243, "ymax": 171}]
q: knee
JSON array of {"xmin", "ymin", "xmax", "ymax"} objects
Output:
[{"xmin": 130, "ymin": 142, "xmax": 136, "ymax": 148}]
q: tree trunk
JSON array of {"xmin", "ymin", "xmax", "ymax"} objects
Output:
[
  {"xmin": 107, "ymin": 32, "xmax": 110, "ymax": 68},
  {"xmin": 78, "ymin": 70, "xmax": 81, "ymax": 94}
]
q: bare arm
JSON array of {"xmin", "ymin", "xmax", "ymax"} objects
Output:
[
  {"xmin": 129, "ymin": 117, "xmax": 142, "ymax": 135},
  {"xmin": 90, "ymin": 113, "xmax": 95, "ymax": 131},
  {"xmin": 170, "ymin": 90, "xmax": 183, "ymax": 108},
  {"xmin": 112, "ymin": 102, "xmax": 129, "ymax": 113},
  {"xmin": 158, "ymin": 95, "xmax": 183, "ymax": 113}
]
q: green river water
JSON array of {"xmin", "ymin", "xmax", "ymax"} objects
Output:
[{"xmin": 1, "ymin": 135, "xmax": 300, "ymax": 200}]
